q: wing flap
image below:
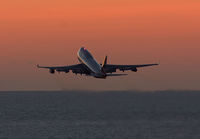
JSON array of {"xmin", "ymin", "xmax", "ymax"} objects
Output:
[
  {"xmin": 104, "ymin": 63, "xmax": 159, "ymax": 73},
  {"xmin": 37, "ymin": 64, "xmax": 86, "ymax": 74}
]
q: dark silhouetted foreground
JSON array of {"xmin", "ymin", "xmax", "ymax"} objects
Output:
[{"xmin": 0, "ymin": 90, "xmax": 200, "ymax": 138}]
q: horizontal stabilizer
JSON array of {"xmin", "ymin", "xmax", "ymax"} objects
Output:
[{"xmin": 106, "ymin": 73, "xmax": 128, "ymax": 76}]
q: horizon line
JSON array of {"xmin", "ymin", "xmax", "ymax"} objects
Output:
[{"xmin": 0, "ymin": 89, "xmax": 199, "ymax": 92}]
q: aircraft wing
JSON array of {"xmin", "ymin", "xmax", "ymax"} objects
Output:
[
  {"xmin": 104, "ymin": 63, "xmax": 159, "ymax": 73},
  {"xmin": 37, "ymin": 64, "xmax": 86, "ymax": 74}
]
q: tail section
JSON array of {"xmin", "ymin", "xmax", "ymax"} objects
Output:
[
  {"xmin": 101, "ymin": 55, "xmax": 107, "ymax": 73},
  {"xmin": 102, "ymin": 55, "xmax": 107, "ymax": 68}
]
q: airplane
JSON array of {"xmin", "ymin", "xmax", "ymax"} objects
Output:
[{"xmin": 37, "ymin": 47, "xmax": 159, "ymax": 79}]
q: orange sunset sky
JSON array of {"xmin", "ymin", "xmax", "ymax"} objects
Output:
[{"xmin": 0, "ymin": 0, "xmax": 200, "ymax": 91}]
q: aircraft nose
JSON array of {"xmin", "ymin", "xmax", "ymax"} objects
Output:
[{"xmin": 80, "ymin": 47, "xmax": 86, "ymax": 50}]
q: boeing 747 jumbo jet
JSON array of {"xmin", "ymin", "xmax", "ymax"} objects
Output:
[{"xmin": 37, "ymin": 47, "xmax": 159, "ymax": 78}]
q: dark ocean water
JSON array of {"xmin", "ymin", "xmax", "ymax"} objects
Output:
[{"xmin": 0, "ymin": 91, "xmax": 200, "ymax": 139}]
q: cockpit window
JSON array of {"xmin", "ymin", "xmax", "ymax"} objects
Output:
[{"xmin": 79, "ymin": 47, "xmax": 93, "ymax": 59}]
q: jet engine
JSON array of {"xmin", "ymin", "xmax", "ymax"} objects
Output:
[
  {"xmin": 72, "ymin": 69, "xmax": 82, "ymax": 74},
  {"xmin": 65, "ymin": 70, "xmax": 69, "ymax": 73},
  {"xmin": 49, "ymin": 69, "xmax": 55, "ymax": 74},
  {"xmin": 131, "ymin": 68, "xmax": 137, "ymax": 72}
]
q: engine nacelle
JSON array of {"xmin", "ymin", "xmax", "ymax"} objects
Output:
[
  {"xmin": 49, "ymin": 69, "xmax": 55, "ymax": 74},
  {"xmin": 131, "ymin": 68, "xmax": 137, "ymax": 72},
  {"xmin": 65, "ymin": 70, "xmax": 69, "ymax": 73},
  {"xmin": 72, "ymin": 69, "xmax": 83, "ymax": 74}
]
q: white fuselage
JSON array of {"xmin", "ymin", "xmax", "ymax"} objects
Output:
[{"xmin": 77, "ymin": 47, "xmax": 106, "ymax": 78}]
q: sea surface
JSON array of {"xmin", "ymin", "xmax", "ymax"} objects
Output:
[{"xmin": 0, "ymin": 90, "xmax": 200, "ymax": 139}]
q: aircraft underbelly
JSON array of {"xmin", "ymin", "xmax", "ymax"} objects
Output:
[{"xmin": 83, "ymin": 58, "xmax": 101, "ymax": 73}]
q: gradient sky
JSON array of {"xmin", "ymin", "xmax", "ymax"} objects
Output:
[{"xmin": 0, "ymin": 0, "xmax": 200, "ymax": 91}]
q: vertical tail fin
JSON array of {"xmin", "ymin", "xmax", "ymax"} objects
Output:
[
  {"xmin": 101, "ymin": 55, "xmax": 107, "ymax": 73},
  {"xmin": 102, "ymin": 55, "xmax": 107, "ymax": 68}
]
